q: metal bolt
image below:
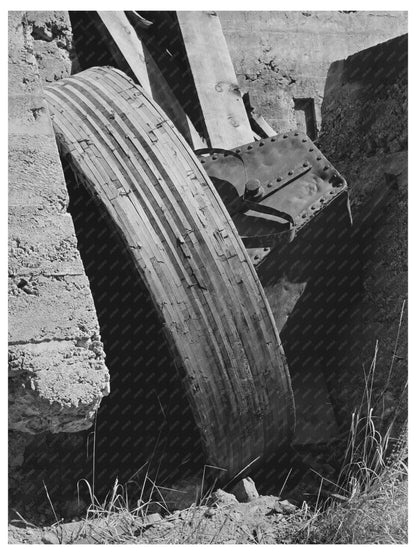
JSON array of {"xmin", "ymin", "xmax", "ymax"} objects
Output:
[{"xmin": 245, "ymin": 178, "xmax": 263, "ymax": 199}]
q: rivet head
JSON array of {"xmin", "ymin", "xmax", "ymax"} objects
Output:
[
  {"xmin": 303, "ymin": 162, "xmax": 309, "ymax": 167},
  {"xmin": 259, "ymin": 141, "xmax": 265, "ymax": 146},
  {"xmin": 267, "ymin": 183, "xmax": 273, "ymax": 188},
  {"xmin": 283, "ymin": 134, "xmax": 288, "ymax": 139},
  {"xmin": 276, "ymin": 177, "xmax": 282, "ymax": 182},
  {"xmin": 236, "ymin": 148, "xmax": 241, "ymax": 153},
  {"xmin": 271, "ymin": 137, "xmax": 276, "ymax": 142},
  {"xmin": 212, "ymin": 155, "xmax": 217, "ymax": 160},
  {"xmin": 323, "ymin": 165, "xmax": 329, "ymax": 170},
  {"xmin": 294, "ymin": 132, "xmax": 299, "ymax": 136},
  {"xmin": 201, "ymin": 159, "xmax": 206, "ymax": 163},
  {"xmin": 288, "ymin": 170, "xmax": 294, "ymax": 176},
  {"xmin": 302, "ymin": 138, "xmax": 307, "ymax": 142},
  {"xmin": 247, "ymin": 145, "xmax": 253, "ymax": 150},
  {"xmin": 317, "ymin": 156, "xmax": 322, "ymax": 161},
  {"xmin": 309, "ymin": 148, "xmax": 314, "ymax": 152}
]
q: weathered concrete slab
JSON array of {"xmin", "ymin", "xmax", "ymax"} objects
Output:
[
  {"xmin": 8, "ymin": 11, "xmax": 109, "ymax": 436},
  {"xmin": 220, "ymin": 11, "xmax": 407, "ymax": 133}
]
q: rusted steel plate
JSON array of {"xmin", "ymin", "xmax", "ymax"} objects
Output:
[
  {"xmin": 45, "ymin": 67, "xmax": 295, "ymax": 478},
  {"xmin": 198, "ymin": 132, "xmax": 350, "ymax": 248}
]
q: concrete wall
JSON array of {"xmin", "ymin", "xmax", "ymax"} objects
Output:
[
  {"xmin": 220, "ymin": 11, "xmax": 407, "ymax": 133},
  {"xmin": 8, "ymin": 12, "xmax": 109, "ymax": 443}
]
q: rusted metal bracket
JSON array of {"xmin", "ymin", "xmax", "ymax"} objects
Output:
[{"xmin": 197, "ymin": 130, "xmax": 350, "ymax": 250}]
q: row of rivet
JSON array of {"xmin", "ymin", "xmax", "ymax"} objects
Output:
[
  {"xmin": 298, "ymin": 189, "xmax": 339, "ymax": 222},
  {"xmin": 201, "ymin": 153, "xmax": 330, "ymax": 173},
  {"xmin": 198, "ymin": 131, "xmax": 314, "ymax": 162}
]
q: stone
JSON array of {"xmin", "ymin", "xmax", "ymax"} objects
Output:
[
  {"xmin": 212, "ymin": 489, "xmax": 238, "ymax": 506},
  {"xmin": 142, "ymin": 513, "xmax": 162, "ymax": 527},
  {"xmin": 230, "ymin": 477, "xmax": 259, "ymax": 502},
  {"xmin": 278, "ymin": 499, "xmax": 298, "ymax": 514},
  {"xmin": 41, "ymin": 531, "xmax": 60, "ymax": 544}
]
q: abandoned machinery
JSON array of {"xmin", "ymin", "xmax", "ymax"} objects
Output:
[{"xmin": 45, "ymin": 11, "xmax": 351, "ymax": 480}]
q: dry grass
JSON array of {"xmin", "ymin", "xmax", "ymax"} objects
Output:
[
  {"xmin": 298, "ymin": 470, "xmax": 407, "ymax": 543},
  {"xmin": 33, "ymin": 325, "xmax": 408, "ymax": 545},
  {"xmin": 296, "ymin": 334, "xmax": 408, "ymax": 544}
]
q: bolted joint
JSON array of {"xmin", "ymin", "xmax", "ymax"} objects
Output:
[{"xmin": 244, "ymin": 178, "xmax": 264, "ymax": 200}]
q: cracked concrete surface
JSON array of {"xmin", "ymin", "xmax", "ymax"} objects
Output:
[{"xmin": 8, "ymin": 11, "xmax": 109, "ymax": 441}]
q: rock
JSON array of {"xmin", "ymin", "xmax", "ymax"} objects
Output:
[
  {"xmin": 278, "ymin": 499, "xmax": 297, "ymax": 514},
  {"xmin": 212, "ymin": 489, "xmax": 238, "ymax": 506},
  {"xmin": 204, "ymin": 507, "xmax": 216, "ymax": 518},
  {"xmin": 142, "ymin": 513, "xmax": 162, "ymax": 528},
  {"xmin": 230, "ymin": 477, "xmax": 259, "ymax": 502},
  {"xmin": 41, "ymin": 530, "xmax": 60, "ymax": 544}
]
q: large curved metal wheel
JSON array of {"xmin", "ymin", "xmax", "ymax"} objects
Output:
[{"xmin": 45, "ymin": 66, "xmax": 295, "ymax": 477}]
